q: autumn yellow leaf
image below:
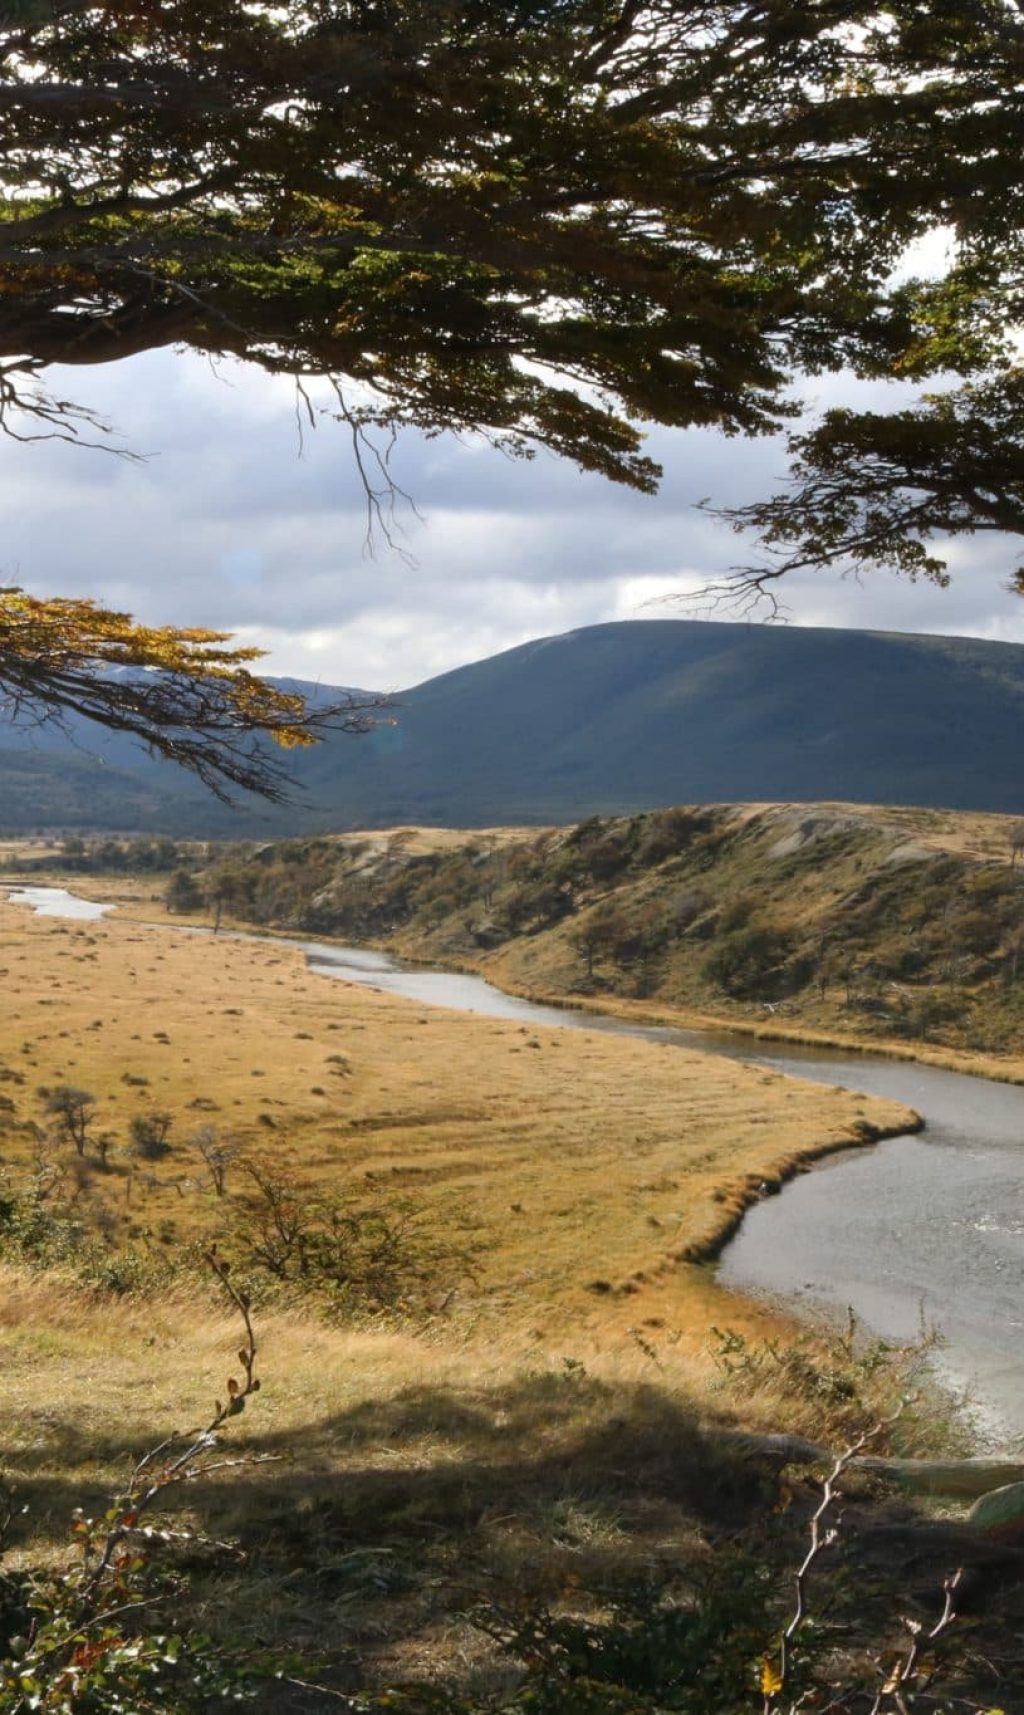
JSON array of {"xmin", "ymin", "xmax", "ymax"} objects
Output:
[
  {"xmin": 760, "ymin": 1655, "xmax": 784, "ymax": 1697},
  {"xmin": 0, "ymin": 587, "xmax": 385, "ymax": 801}
]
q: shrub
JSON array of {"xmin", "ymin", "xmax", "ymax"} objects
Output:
[
  {"xmin": 502, "ymin": 881, "xmax": 574, "ymax": 933},
  {"xmin": 584, "ymin": 831, "xmax": 634, "ymax": 880},
  {"xmin": 0, "ymin": 1256, "xmax": 258, "ymax": 1710},
  {"xmin": 635, "ymin": 807, "xmax": 710, "ymax": 866},
  {"xmin": 229, "ymin": 1161, "xmax": 469, "ymax": 1317},
  {"xmin": 469, "ymin": 1560, "xmax": 771, "ymax": 1715},
  {"xmin": 130, "ymin": 1111, "xmax": 174, "ymax": 1160},
  {"xmin": 703, "ymin": 925, "xmax": 797, "ymax": 1000},
  {"xmin": 165, "ymin": 868, "xmax": 205, "ymax": 914},
  {"xmin": 717, "ymin": 894, "xmax": 756, "ymax": 933},
  {"xmin": 951, "ymin": 908, "xmax": 1002, "ymax": 956}
]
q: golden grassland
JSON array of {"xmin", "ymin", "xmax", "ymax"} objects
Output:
[
  {"xmin": 0, "ymin": 888, "xmax": 915, "ymax": 1329},
  {"xmin": 732, "ymin": 801, "xmax": 1024, "ymax": 862},
  {"xmin": 0, "ymin": 878, "xmax": 1001, "ymax": 1701},
  {"xmin": 295, "ymin": 805, "xmax": 1023, "ymax": 867}
]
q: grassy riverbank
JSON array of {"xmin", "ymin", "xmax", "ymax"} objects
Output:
[{"xmin": 0, "ymin": 889, "xmax": 916, "ymax": 1327}]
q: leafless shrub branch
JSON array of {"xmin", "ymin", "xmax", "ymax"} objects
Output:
[{"xmin": 765, "ymin": 1405, "xmax": 908, "ymax": 1708}]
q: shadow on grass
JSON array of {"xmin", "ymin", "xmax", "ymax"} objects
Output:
[
  {"xmin": 7, "ymin": 1375, "xmax": 1024, "ymax": 1715},
  {"xmin": 6, "ymin": 1372, "xmax": 777, "ymax": 1661}
]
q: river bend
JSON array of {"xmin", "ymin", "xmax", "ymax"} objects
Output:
[{"xmin": 7, "ymin": 887, "xmax": 1023, "ymax": 1431}]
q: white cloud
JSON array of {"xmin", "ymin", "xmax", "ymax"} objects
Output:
[{"xmin": 0, "ymin": 348, "xmax": 1021, "ymax": 689}]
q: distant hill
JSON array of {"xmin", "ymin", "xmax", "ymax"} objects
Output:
[
  {"xmin": 3, "ymin": 620, "xmax": 1024, "ymax": 831},
  {"xmin": 190, "ymin": 801, "xmax": 1024, "ymax": 1059}
]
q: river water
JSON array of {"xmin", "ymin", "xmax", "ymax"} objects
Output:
[
  {"xmin": 6, "ymin": 885, "xmax": 112, "ymax": 921},
  {"xmin": 296, "ymin": 943, "xmax": 1024, "ymax": 1433},
  {"xmin": 7, "ymin": 887, "xmax": 1024, "ymax": 1431}
]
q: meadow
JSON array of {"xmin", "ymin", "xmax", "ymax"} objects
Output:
[
  {"xmin": 0, "ymin": 885, "xmax": 913, "ymax": 1325},
  {"xmin": 0, "ymin": 864, "xmax": 1015, "ymax": 1711}
]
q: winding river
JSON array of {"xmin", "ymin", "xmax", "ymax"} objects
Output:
[
  {"xmin": 8, "ymin": 887, "xmax": 1024, "ymax": 1433},
  {"xmin": 296, "ymin": 941, "xmax": 1024, "ymax": 1434}
]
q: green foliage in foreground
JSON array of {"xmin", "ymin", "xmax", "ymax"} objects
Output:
[
  {"xmin": 0, "ymin": 1562, "xmax": 250, "ymax": 1713},
  {"xmin": 477, "ymin": 1568, "xmax": 773, "ymax": 1715}
]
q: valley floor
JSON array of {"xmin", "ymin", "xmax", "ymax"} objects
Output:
[
  {"xmin": 0, "ymin": 862, "xmax": 1020, "ymax": 1709},
  {"xmin": 0, "ymin": 884, "xmax": 913, "ymax": 1330}
]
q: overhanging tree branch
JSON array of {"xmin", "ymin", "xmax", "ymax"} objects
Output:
[
  {"xmin": 704, "ymin": 373, "xmax": 1024, "ymax": 608},
  {"xmin": 0, "ymin": 589, "xmax": 391, "ymax": 802},
  {"xmin": 0, "ymin": 0, "xmax": 1021, "ymax": 697}
]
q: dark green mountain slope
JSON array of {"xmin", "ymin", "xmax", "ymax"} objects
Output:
[
  {"xmin": 3, "ymin": 621, "xmax": 1024, "ymax": 831},
  {"xmin": 321, "ymin": 621, "xmax": 1024, "ymax": 822},
  {"xmin": 0, "ymin": 746, "xmax": 217, "ymax": 835}
]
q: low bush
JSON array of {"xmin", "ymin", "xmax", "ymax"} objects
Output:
[
  {"xmin": 702, "ymin": 925, "xmax": 797, "ymax": 1000},
  {"xmin": 227, "ymin": 1160, "xmax": 471, "ymax": 1317},
  {"xmin": 0, "ymin": 1256, "xmax": 258, "ymax": 1711}
]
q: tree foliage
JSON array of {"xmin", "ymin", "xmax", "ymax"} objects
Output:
[
  {"xmin": 712, "ymin": 373, "xmax": 1024, "ymax": 606},
  {"xmin": 0, "ymin": 587, "xmax": 384, "ymax": 798},
  {"xmin": 0, "ymin": 3, "xmax": 1019, "ymax": 495}
]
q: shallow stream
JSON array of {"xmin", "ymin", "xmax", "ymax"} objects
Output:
[{"xmin": 6, "ymin": 885, "xmax": 112, "ymax": 921}]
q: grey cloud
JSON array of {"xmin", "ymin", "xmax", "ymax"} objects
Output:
[{"xmin": 1, "ymin": 350, "xmax": 1022, "ymax": 690}]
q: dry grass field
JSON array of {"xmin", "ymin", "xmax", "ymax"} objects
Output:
[
  {"xmin": 0, "ymin": 887, "xmax": 914, "ymax": 1332},
  {"xmin": 1, "ymin": 874, "xmax": 995, "ymax": 1708},
  {"xmin": 0, "ymin": 1258, "xmax": 966, "ymax": 1701}
]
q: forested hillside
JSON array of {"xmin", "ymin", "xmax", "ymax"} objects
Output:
[{"xmin": 198, "ymin": 803, "xmax": 1024, "ymax": 1060}]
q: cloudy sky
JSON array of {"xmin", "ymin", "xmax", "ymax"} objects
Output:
[{"xmin": 5, "ymin": 348, "xmax": 1023, "ymax": 692}]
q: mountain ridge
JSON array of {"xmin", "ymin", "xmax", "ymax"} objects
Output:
[{"xmin": 2, "ymin": 619, "xmax": 1023, "ymax": 832}]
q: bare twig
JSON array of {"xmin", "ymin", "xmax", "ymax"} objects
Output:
[
  {"xmin": 278, "ymin": 1674, "xmax": 356, "ymax": 1705},
  {"xmin": 79, "ymin": 1247, "xmax": 264, "ymax": 1607},
  {"xmin": 867, "ymin": 1568, "xmax": 965, "ymax": 1715},
  {"xmin": 765, "ymin": 1405, "xmax": 907, "ymax": 1708},
  {"xmin": 327, "ymin": 378, "xmax": 422, "ymax": 563}
]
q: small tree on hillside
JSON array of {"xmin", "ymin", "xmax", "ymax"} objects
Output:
[
  {"xmin": 44, "ymin": 1086, "xmax": 96, "ymax": 1157},
  {"xmin": 570, "ymin": 905, "xmax": 628, "ymax": 980},
  {"xmin": 193, "ymin": 1126, "xmax": 239, "ymax": 1198},
  {"xmin": 130, "ymin": 1112, "xmax": 174, "ymax": 1161},
  {"xmin": 94, "ymin": 1131, "xmax": 116, "ymax": 1170},
  {"xmin": 166, "ymin": 870, "xmax": 204, "ymax": 914},
  {"xmin": 703, "ymin": 925, "xmax": 797, "ymax": 1001}
]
